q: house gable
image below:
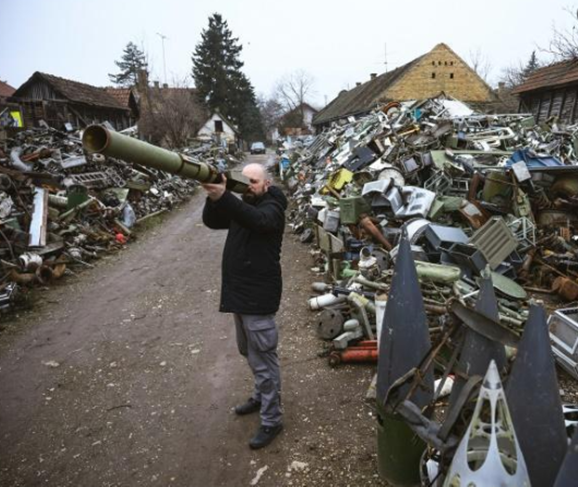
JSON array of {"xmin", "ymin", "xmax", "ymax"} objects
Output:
[{"xmin": 385, "ymin": 43, "xmax": 493, "ymax": 102}]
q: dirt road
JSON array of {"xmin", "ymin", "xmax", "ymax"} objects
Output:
[{"xmin": 0, "ymin": 154, "xmax": 386, "ymax": 487}]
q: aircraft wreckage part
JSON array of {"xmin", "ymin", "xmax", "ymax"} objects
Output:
[
  {"xmin": 553, "ymin": 429, "xmax": 578, "ymax": 487},
  {"xmin": 376, "ymin": 237, "xmax": 433, "ymax": 486},
  {"xmin": 443, "ymin": 360, "xmax": 531, "ymax": 487},
  {"xmin": 448, "ymin": 274, "xmax": 507, "ymax": 412},
  {"xmin": 506, "ymin": 304, "xmax": 568, "ymax": 487},
  {"xmin": 450, "ymin": 300, "xmax": 519, "ymax": 347},
  {"xmin": 82, "ymin": 125, "xmax": 249, "ymax": 194}
]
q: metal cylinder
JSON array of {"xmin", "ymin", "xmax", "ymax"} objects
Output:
[
  {"xmin": 308, "ymin": 293, "xmax": 347, "ymax": 311},
  {"xmin": 311, "ymin": 282, "xmax": 332, "ymax": 293},
  {"xmin": 82, "ymin": 125, "xmax": 248, "ymax": 193},
  {"xmin": 19, "ymin": 252, "xmax": 43, "ymax": 271}
]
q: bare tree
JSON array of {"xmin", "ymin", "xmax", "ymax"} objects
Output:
[
  {"xmin": 257, "ymin": 94, "xmax": 284, "ymax": 140},
  {"xmin": 545, "ymin": 7, "xmax": 578, "ymax": 60},
  {"xmin": 139, "ymin": 78, "xmax": 207, "ymax": 148},
  {"xmin": 499, "ymin": 51, "xmax": 541, "ymax": 89},
  {"xmin": 468, "ymin": 47, "xmax": 493, "ymax": 84},
  {"xmin": 273, "ymin": 70, "xmax": 315, "ymax": 124}
]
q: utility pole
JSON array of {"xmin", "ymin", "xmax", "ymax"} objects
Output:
[{"xmin": 156, "ymin": 32, "xmax": 168, "ymax": 85}]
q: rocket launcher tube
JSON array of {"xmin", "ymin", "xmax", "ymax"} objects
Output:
[{"xmin": 82, "ymin": 125, "xmax": 249, "ymax": 194}]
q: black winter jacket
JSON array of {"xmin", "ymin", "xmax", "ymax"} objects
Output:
[{"xmin": 202, "ymin": 185, "xmax": 287, "ymax": 315}]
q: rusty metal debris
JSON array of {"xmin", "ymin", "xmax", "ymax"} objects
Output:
[
  {"xmin": 284, "ymin": 94, "xmax": 578, "ymax": 484},
  {"xmin": 0, "ymin": 123, "xmax": 240, "ymax": 311}
]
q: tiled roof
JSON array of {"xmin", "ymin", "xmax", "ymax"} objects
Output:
[
  {"xmin": 105, "ymin": 87, "xmax": 133, "ymax": 108},
  {"xmin": 313, "ymin": 57, "xmax": 422, "ymax": 125},
  {"xmin": 0, "ymin": 80, "xmax": 15, "ymax": 98},
  {"xmin": 512, "ymin": 59, "xmax": 578, "ymax": 94},
  {"xmin": 14, "ymin": 72, "xmax": 126, "ymax": 110}
]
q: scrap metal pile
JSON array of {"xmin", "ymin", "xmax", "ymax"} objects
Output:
[
  {"xmin": 0, "ymin": 125, "xmax": 236, "ymax": 311},
  {"xmin": 282, "ymin": 96, "xmax": 578, "ymax": 486}
]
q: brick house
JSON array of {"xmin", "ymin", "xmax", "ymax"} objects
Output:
[{"xmin": 313, "ymin": 43, "xmax": 496, "ymax": 129}]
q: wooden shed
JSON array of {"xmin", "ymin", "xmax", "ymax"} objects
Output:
[
  {"xmin": 512, "ymin": 59, "xmax": 578, "ymax": 124},
  {"xmin": 11, "ymin": 72, "xmax": 131, "ymax": 130}
]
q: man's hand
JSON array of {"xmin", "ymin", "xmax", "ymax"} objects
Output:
[{"xmin": 202, "ymin": 174, "xmax": 227, "ymax": 202}]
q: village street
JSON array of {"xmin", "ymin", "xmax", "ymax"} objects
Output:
[{"xmin": 0, "ymin": 154, "xmax": 384, "ymax": 487}]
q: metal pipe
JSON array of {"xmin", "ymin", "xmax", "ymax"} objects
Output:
[
  {"xmin": 359, "ymin": 215, "xmax": 393, "ymax": 251},
  {"xmin": 82, "ymin": 125, "xmax": 249, "ymax": 194}
]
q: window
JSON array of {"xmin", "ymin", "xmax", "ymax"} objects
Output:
[
  {"xmin": 432, "ymin": 72, "xmax": 436, "ymax": 79},
  {"xmin": 450, "ymin": 73, "xmax": 454, "ymax": 79},
  {"xmin": 214, "ymin": 120, "xmax": 223, "ymax": 133},
  {"xmin": 444, "ymin": 61, "xmax": 448, "ymax": 66},
  {"xmin": 432, "ymin": 61, "xmax": 435, "ymax": 66},
  {"xmin": 438, "ymin": 61, "xmax": 442, "ymax": 66},
  {"xmin": 450, "ymin": 61, "xmax": 454, "ymax": 66}
]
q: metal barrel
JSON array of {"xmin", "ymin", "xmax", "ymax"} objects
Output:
[{"xmin": 82, "ymin": 125, "xmax": 248, "ymax": 193}]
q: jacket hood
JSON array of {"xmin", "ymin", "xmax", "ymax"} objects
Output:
[{"xmin": 267, "ymin": 185, "xmax": 288, "ymax": 210}]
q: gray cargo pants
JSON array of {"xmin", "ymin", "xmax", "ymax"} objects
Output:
[{"xmin": 233, "ymin": 313, "xmax": 282, "ymax": 427}]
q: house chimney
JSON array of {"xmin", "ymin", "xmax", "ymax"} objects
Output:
[
  {"xmin": 154, "ymin": 81, "xmax": 160, "ymax": 89},
  {"xmin": 137, "ymin": 69, "xmax": 149, "ymax": 89},
  {"xmin": 356, "ymin": 82, "xmax": 362, "ymax": 87},
  {"xmin": 370, "ymin": 73, "xmax": 377, "ymax": 80}
]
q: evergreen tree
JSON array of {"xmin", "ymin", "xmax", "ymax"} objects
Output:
[
  {"xmin": 109, "ymin": 42, "xmax": 148, "ymax": 87},
  {"xmin": 522, "ymin": 51, "xmax": 540, "ymax": 79},
  {"xmin": 192, "ymin": 13, "xmax": 264, "ymax": 141}
]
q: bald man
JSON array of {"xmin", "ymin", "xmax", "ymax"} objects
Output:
[{"xmin": 202, "ymin": 163, "xmax": 287, "ymax": 449}]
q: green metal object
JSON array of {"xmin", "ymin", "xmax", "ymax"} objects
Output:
[
  {"xmin": 415, "ymin": 260, "xmax": 462, "ymax": 284},
  {"xmin": 67, "ymin": 184, "xmax": 89, "ymax": 210},
  {"xmin": 338, "ymin": 196, "xmax": 371, "ymax": 224},
  {"xmin": 490, "ymin": 271, "xmax": 528, "ymax": 300},
  {"xmin": 82, "ymin": 125, "xmax": 249, "ymax": 193},
  {"xmin": 377, "ymin": 402, "xmax": 424, "ymax": 486}
]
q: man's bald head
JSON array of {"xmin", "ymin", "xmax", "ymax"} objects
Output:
[
  {"xmin": 242, "ymin": 163, "xmax": 270, "ymax": 182},
  {"xmin": 242, "ymin": 163, "xmax": 271, "ymax": 203}
]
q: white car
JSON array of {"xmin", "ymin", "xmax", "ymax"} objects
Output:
[{"xmin": 250, "ymin": 142, "xmax": 266, "ymax": 155}]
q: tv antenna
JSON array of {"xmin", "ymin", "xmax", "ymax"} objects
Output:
[{"xmin": 156, "ymin": 32, "xmax": 168, "ymax": 84}]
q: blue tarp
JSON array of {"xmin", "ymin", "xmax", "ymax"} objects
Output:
[{"xmin": 506, "ymin": 148, "xmax": 563, "ymax": 168}]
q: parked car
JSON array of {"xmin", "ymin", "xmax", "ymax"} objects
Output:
[{"xmin": 250, "ymin": 142, "xmax": 266, "ymax": 155}]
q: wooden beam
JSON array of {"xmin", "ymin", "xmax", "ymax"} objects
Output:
[
  {"xmin": 570, "ymin": 88, "xmax": 578, "ymax": 123},
  {"xmin": 546, "ymin": 90, "xmax": 555, "ymax": 118},
  {"xmin": 559, "ymin": 89, "xmax": 567, "ymax": 120}
]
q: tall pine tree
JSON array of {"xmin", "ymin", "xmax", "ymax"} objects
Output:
[
  {"xmin": 522, "ymin": 51, "xmax": 540, "ymax": 79},
  {"xmin": 109, "ymin": 42, "xmax": 148, "ymax": 87},
  {"xmin": 192, "ymin": 14, "xmax": 264, "ymax": 142}
]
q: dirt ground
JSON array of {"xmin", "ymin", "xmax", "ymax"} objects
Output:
[{"xmin": 0, "ymin": 154, "xmax": 388, "ymax": 487}]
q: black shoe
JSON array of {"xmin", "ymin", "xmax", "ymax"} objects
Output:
[
  {"xmin": 249, "ymin": 424, "xmax": 283, "ymax": 449},
  {"xmin": 234, "ymin": 398, "xmax": 261, "ymax": 416}
]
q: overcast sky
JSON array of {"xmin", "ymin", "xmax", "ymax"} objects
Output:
[{"xmin": 1, "ymin": 0, "xmax": 576, "ymax": 107}]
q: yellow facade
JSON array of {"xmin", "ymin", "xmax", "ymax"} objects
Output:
[{"xmin": 384, "ymin": 44, "xmax": 493, "ymax": 102}]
